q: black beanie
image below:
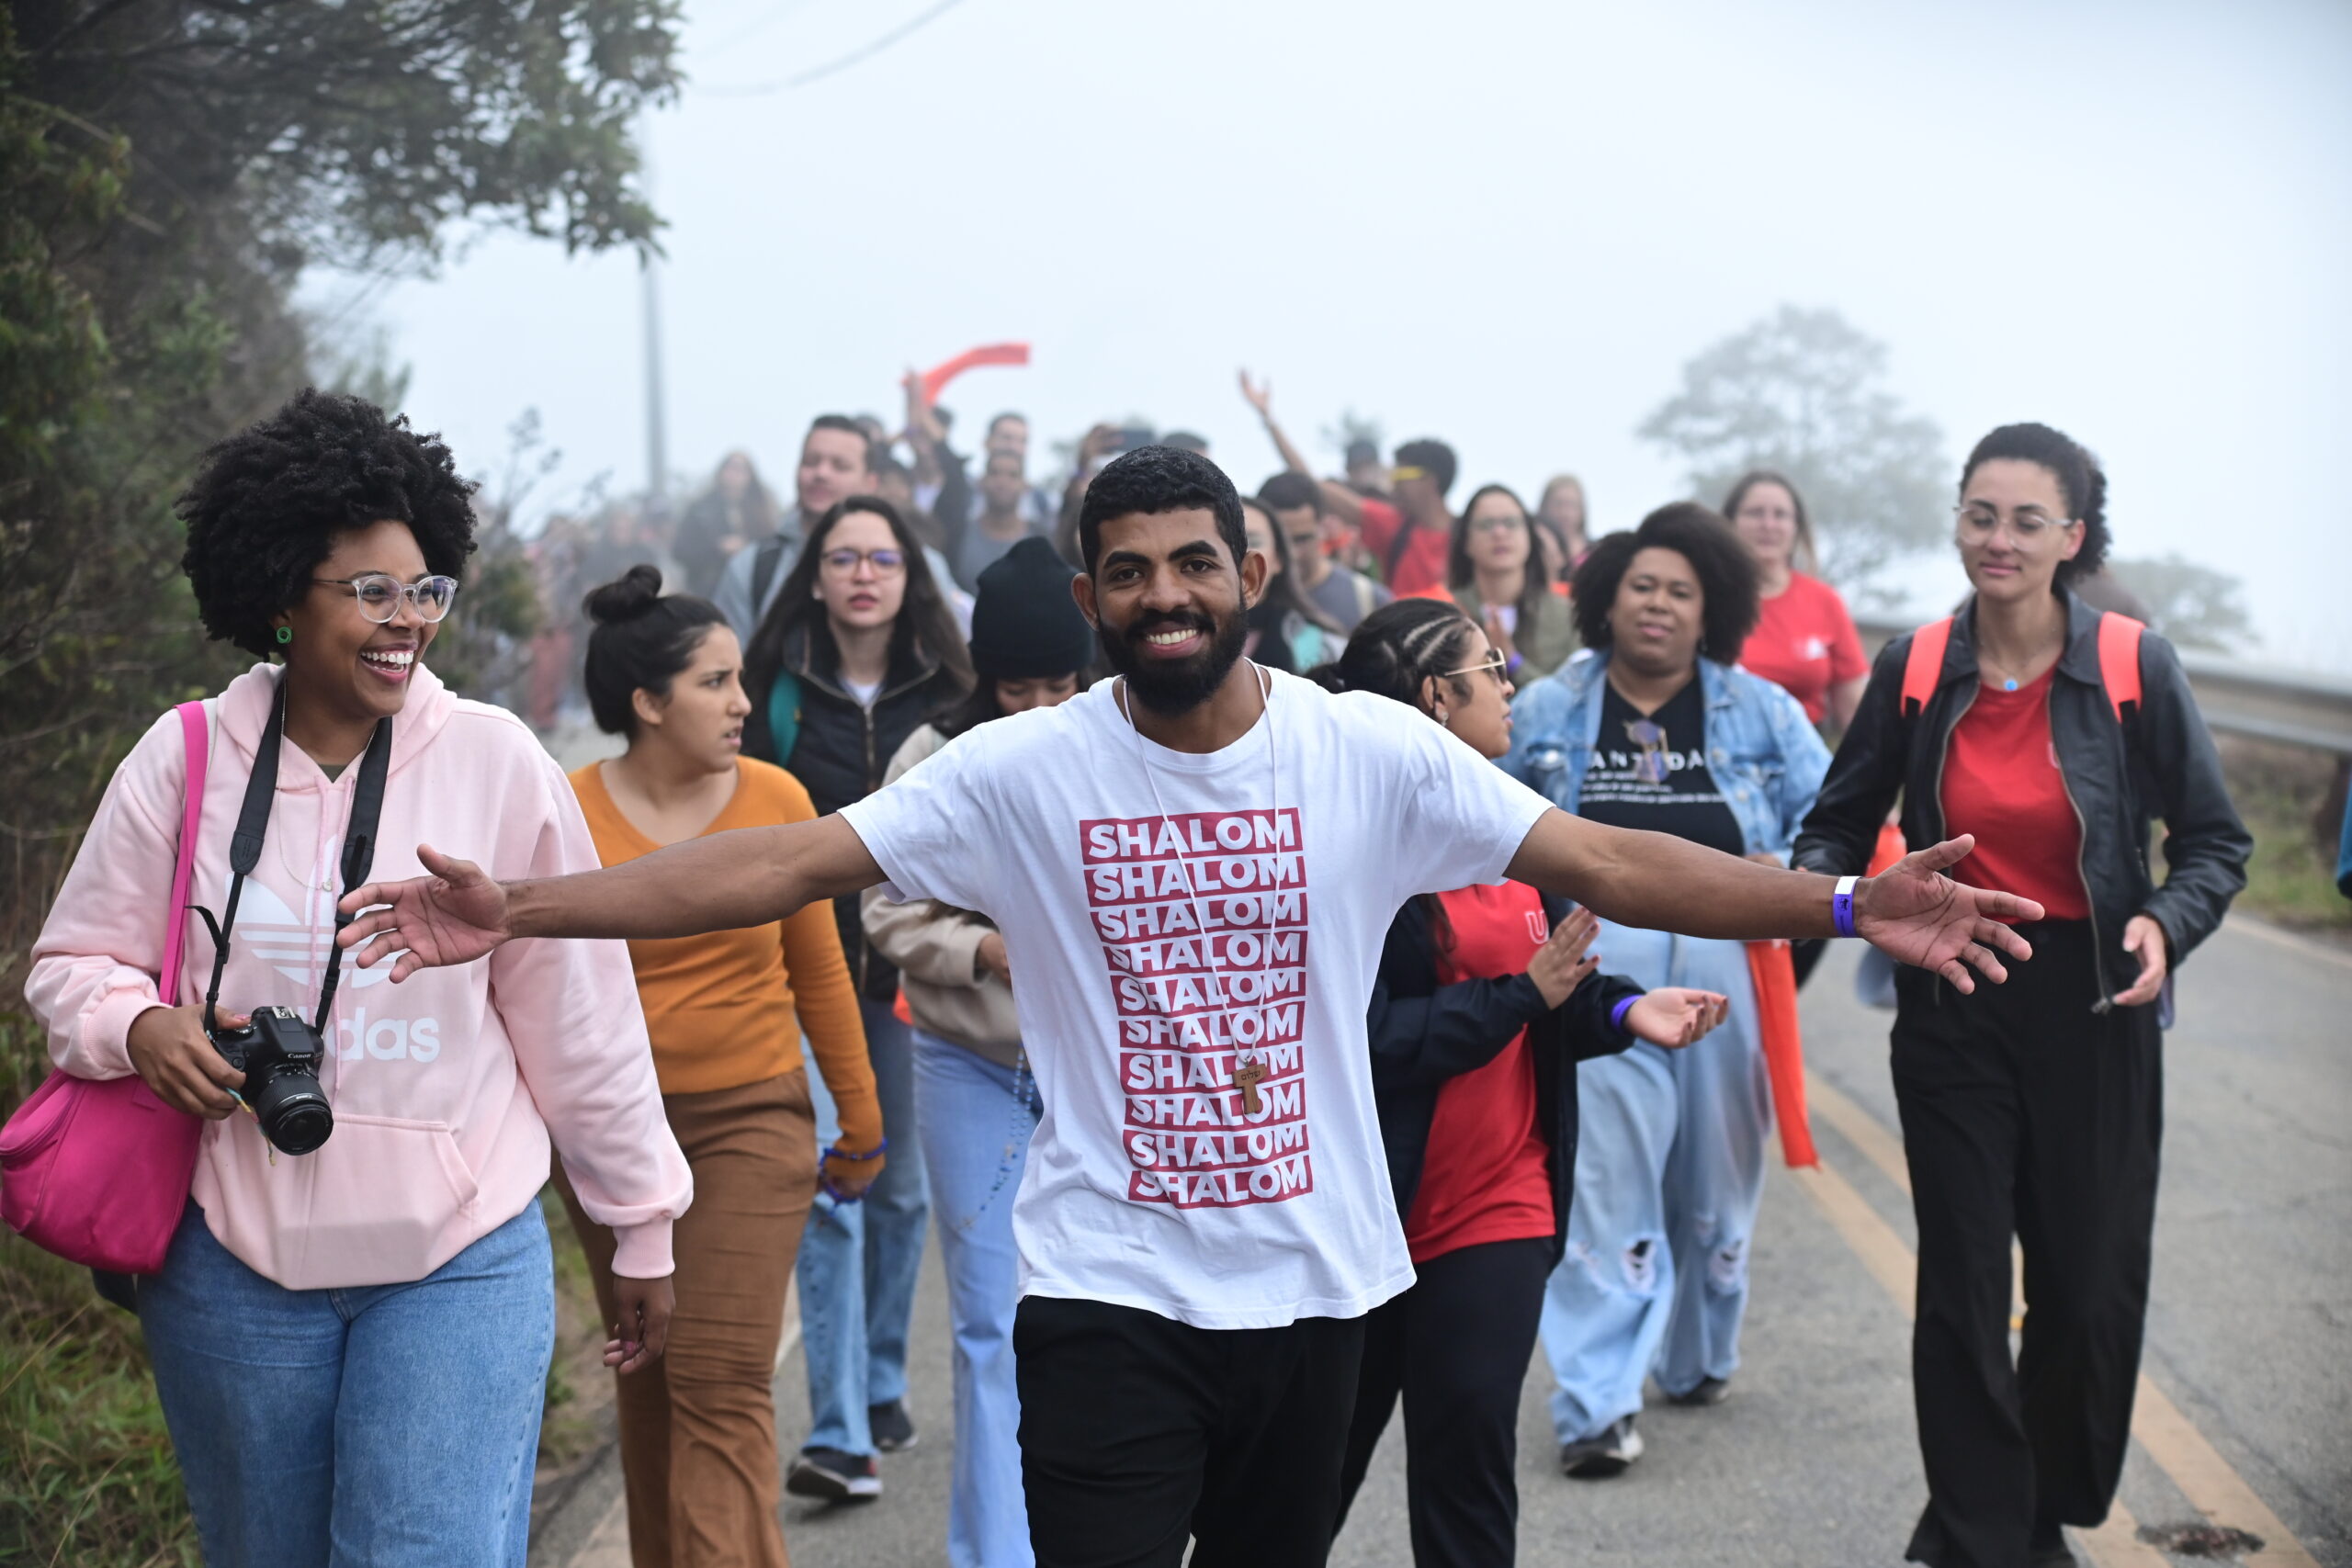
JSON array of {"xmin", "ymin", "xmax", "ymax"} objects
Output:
[{"xmin": 968, "ymin": 536, "xmax": 1096, "ymax": 678}]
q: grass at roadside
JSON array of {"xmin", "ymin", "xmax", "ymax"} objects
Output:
[
  {"xmin": 2218, "ymin": 739, "xmax": 2350, "ymax": 935},
  {"xmin": 0, "ymin": 1234, "xmax": 197, "ymax": 1567},
  {"xmin": 0, "ymin": 1012, "xmax": 615, "ymax": 1562}
]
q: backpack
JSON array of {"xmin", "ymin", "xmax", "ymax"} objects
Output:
[{"xmin": 1899, "ymin": 611, "xmax": 2143, "ymax": 725}]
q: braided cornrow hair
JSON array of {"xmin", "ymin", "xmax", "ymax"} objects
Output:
[
  {"xmin": 1306, "ymin": 595, "xmax": 1478, "ymax": 711},
  {"xmin": 1306, "ymin": 595, "xmax": 1481, "ymax": 953}
]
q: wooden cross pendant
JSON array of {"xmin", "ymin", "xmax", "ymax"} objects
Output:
[{"xmin": 1233, "ymin": 1057, "xmax": 1267, "ymax": 1115}]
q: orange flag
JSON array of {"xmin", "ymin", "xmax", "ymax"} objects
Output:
[
  {"xmin": 1746, "ymin": 940, "xmax": 1816, "ymax": 1168},
  {"xmin": 918, "ymin": 343, "xmax": 1030, "ymax": 405}
]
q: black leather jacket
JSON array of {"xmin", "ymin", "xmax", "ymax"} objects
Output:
[
  {"xmin": 1369, "ymin": 894, "xmax": 1640, "ymax": 1263},
  {"xmin": 1792, "ymin": 590, "xmax": 2251, "ymax": 1005},
  {"xmin": 744, "ymin": 624, "xmax": 965, "ymax": 1001}
]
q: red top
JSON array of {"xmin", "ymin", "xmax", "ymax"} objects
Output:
[
  {"xmin": 1404, "ymin": 881, "xmax": 1556, "ymax": 1262},
  {"xmin": 1357, "ymin": 497, "xmax": 1451, "ymax": 596},
  {"xmin": 1939, "ymin": 666, "xmax": 2089, "ymax": 921},
  {"xmin": 1738, "ymin": 571, "xmax": 1868, "ymax": 724}
]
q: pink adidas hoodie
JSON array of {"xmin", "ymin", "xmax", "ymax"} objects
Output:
[{"xmin": 26, "ymin": 663, "xmax": 691, "ymax": 1289}]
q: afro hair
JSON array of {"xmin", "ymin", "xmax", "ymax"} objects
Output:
[
  {"xmin": 178, "ymin": 388, "xmax": 479, "ymax": 659},
  {"xmin": 1572, "ymin": 502, "xmax": 1761, "ymax": 662}
]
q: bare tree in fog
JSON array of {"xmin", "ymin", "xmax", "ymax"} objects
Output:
[
  {"xmin": 2108, "ymin": 554, "xmax": 2254, "ymax": 654},
  {"xmin": 1640, "ymin": 306, "xmax": 1947, "ymax": 604}
]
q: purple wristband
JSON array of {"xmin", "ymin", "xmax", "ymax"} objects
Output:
[
  {"xmin": 1611, "ymin": 995, "xmax": 1640, "ymax": 1034},
  {"xmin": 1832, "ymin": 875, "xmax": 1860, "ymax": 939}
]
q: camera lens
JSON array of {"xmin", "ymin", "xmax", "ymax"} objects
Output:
[{"xmin": 255, "ymin": 1077, "xmax": 334, "ymax": 1156}]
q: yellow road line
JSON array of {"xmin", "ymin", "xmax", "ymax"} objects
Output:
[
  {"xmin": 1798, "ymin": 1073, "xmax": 2319, "ymax": 1568},
  {"xmin": 1788, "ymin": 1156, "xmax": 2165, "ymax": 1568}
]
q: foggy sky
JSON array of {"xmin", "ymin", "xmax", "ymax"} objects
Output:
[{"xmin": 361, "ymin": 0, "xmax": 2352, "ymax": 671}]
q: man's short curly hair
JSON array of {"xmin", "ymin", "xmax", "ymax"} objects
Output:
[
  {"xmin": 178, "ymin": 389, "xmax": 479, "ymax": 658},
  {"xmin": 1077, "ymin": 445, "xmax": 1246, "ymax": 575},
  {"xmin": 1571, "ymin": 502, "xmax": 1760, "ymax": 662}
]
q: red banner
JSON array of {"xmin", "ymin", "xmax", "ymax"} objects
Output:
[{"xmin": 918, "ymin": 342, "xmax": 1030, "ymax": 405}]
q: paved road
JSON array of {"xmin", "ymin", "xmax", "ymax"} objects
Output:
[{"xmin": 535, "ymin": 919, "xmax": 2352, "ymax": 1567}]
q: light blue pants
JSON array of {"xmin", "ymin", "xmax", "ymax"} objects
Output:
[
  {"xmin": 1542, "ymin": 921, "xmax": 1770, "ymax": 1444},
  {"xmin": 138, "ymin": 1198, "xmax": 553, "ymax": 1567},
  {"xmin": 913, "ymin": 1030, "xmax": 1041, "ymax": 1568},
  {"xmin": 798, "ymin": 997, "xmax": 931, "ymax": 1455}
]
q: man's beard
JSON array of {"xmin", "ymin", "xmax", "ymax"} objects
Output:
[{"xmin": 1099, "ymin": 607, "xmax": 1251, "ymax": 716}]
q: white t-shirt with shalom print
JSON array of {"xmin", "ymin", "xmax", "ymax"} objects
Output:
[{"xmin": 840, "ymin": 669, "xmax": 1552, "ymax": 1329}]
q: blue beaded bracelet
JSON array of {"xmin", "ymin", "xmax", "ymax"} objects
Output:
[{"xmin": 1611, "ymin": 994, "xmax": 1640, "ymax": 1034}]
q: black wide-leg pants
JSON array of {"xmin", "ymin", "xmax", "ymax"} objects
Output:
[
  {"xmin": 1334, "ymin": 1236, "xmax": 1555, "ymax": 1568},
  {"xmin": 1890, "ymin": 919, "xmax": 2163, "ymax": 1568}
]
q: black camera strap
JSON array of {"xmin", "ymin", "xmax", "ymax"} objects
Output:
[{"xmin": 196, "ymin": 677, "xmax": 393, "ymax": 1036}]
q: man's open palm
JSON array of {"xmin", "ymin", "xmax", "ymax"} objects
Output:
[
  {"xmin": 1855, "ymin": 835, "xmax": 2044, "ymax": 992},
  {"xmin": 338, "ymin": 846, "xmax": 513, "ymax": 982}
]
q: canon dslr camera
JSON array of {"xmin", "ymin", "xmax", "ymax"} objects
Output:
[{"xmin": 209, "ymin": 1006, "xmax": 334, "ymax": 1155}]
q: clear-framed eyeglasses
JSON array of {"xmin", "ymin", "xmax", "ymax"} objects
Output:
[
  {"xmin": 1953, "ymin": 504, "xmax": 2075, "ymax": 543},
  {"xmin": 312, "ymin": 573, "xmax": 460, "ymax": 623}
]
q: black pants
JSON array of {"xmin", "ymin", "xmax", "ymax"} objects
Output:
[
  {"xmin": 1013, "ymin": 1294, "xmax": 1366, "ymax": 1568},
  {"xmin": 1335, "ymin": 1236, "xmax": 1555, "ymax": 1568},
  {"xmin": 1891, "ymin": 920, "xmax": 2162, "ymax": 1568}
]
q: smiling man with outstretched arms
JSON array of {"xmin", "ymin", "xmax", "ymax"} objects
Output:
[{"xmin": 344, "ymin": 446, "xmax": 2040, "ymax": 1568}]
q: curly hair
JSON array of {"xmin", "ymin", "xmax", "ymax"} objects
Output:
[
  {"xmin": 177, "ymin": 389, "xmax": 479, "ymax": 658},
  {"xmin": 1571, "ymin": 502, "xmax": 1760, "ymax": 662},
  {"xmin": 1076, "ymin": 445, "xmax": 1246, "ymax": 575},
  {"xmin": 1959, "ymin": 422, "xmax": 2109, "ymax": 587}
]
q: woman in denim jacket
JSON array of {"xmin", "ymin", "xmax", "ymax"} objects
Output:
[{"xmin": 1498, "ymin": 503, "xmax": 1829, "ymax": 1478}]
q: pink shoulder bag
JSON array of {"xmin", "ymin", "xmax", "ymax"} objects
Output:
[{"xmin": 0, "ymin": 701, "xmax": 210, "ymax": 1273}]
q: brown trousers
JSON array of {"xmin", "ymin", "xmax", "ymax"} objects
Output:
[{"xmin": 557, "ymin": 1068, "xmax": 818, "ymax": 1568}]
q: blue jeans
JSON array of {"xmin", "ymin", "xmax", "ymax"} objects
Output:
[
  {"xmin": 798, "ymin": 997, "xmax": 931, "ymax": 1455},
  {"xmin": 913, "ymin": 1031, "xmax": 1040, "ymax": 1568},
  {"xmin": 137, "ymin": 1199, "xmax": 554, "ymax": 1567},
  {"xmin": 1541, "ymin": 922, "xmax": 1770, "ymax": 1443}
]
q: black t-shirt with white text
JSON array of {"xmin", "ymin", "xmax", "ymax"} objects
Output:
[{"xmin": 1576, "ymin": 676, "xmax": 1747, "ymax": 858}]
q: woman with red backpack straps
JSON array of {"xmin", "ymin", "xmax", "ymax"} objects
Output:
[{"xmin": 1792, "ymin": 423, "xmax": 2250, "ymax": 1568}]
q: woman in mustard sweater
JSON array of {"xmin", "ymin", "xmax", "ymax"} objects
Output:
[{"xmin": 561, "ymin": 566, "xmax": 884, "ymax": 1568}]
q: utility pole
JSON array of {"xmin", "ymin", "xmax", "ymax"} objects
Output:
[{"xmin": 640, "ymin": 242, "xmax": 668, "ymax": 514}]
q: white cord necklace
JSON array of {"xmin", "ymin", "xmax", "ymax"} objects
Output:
[{"xmin": 1117, "ymin": 661, "xmax": 1282, "ymax": 1114}]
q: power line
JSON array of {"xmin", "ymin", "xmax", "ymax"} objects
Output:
[{"xmin": 702, "ymin": 0, "xmax": 970, "ymax": 97}]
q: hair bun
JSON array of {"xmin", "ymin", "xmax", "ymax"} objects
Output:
[{"xmin": 584, "ymin": 563, "xmax": 665, "ymax": 625}]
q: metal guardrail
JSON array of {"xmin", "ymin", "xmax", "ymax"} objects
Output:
[{"xmin": 1853, "ymin": 618, "xmax": 2352, "ymax": 757}]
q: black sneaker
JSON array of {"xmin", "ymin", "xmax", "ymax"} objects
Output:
[
  {"xmin": 1560, "ymin": 1416, "xmax": 1645, "ymax": 1478},
  {"xmin": 786, "ymin": 1447, "xmax": 881, "ymax": 1502},
  {"xmin": 1668, "ymin": 1375, "xmax": 1731, "ymax": 1407},
  {"xmin": 868, "ymin": 1399, "xmax": 919, "ymax": 1453}
]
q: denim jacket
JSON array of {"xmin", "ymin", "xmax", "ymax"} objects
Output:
[{"xmin": 1500, "ymin": 651, "xmax": 1831, "ymax": 860}]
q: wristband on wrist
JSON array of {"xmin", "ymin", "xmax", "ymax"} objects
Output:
[
  {"xmin": 1833, "ymin": 875, "xmax": 1860, "ymax": 939},
  {"xmin": 1610, "ymin": 994, "xmax": 1640, "ymax": 1035},
  {"xmin": 818, "ymin": 1136, "xmax": 889, "ymax": 1204}
]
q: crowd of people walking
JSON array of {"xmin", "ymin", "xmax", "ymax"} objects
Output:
[{"xmin": 14, "ymin": 362, "xmax": 2253, "ymax": 1568}]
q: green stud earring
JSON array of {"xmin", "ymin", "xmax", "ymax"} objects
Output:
[{"xmin": 275, "ymin": 626, "xmax": 292, "ymax": 645}]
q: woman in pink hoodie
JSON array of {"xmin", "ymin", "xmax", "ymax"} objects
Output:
[{"xmin": 25, "ymin": 389, "xmax": 692, "ymax": 1567}]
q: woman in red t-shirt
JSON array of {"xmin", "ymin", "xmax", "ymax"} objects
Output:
[
  {"xmin": 1311, "ymin": 598, "xmax": 1728, "ymax": 1568},
  {"xmin": 1790, "ymin": 424, "xmax": 2250, "ymax": 1568},
  {"xmin": 1724, "ymin": 471, "xmax": 1868, "ymax": 732}
]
